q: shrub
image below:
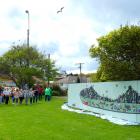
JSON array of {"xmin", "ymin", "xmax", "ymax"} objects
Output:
[{"xmin": 52, "ymin": 84, "xmax": 67, "ymax": 96}]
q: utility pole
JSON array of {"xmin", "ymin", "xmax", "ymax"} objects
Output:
[
  {"xmin": 76, "ymin": 62, "xmax": 84, "ymax": 83},
  {"xmin": 25, "ymin": 10, "xmax": 30, "ymax": 88},
  {"xmin": 25, "ymin": 10, "xmax": 30, "ymax": 48}
]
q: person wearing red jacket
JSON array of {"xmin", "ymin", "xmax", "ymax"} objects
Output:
[{"xmin": 38, "ymin": 86, "xmax": 43, "ymax": 101}]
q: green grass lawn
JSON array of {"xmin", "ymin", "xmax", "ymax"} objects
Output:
[{"xmin": 0, "ymin": 97, "xmax": 139, "ymax": 140}]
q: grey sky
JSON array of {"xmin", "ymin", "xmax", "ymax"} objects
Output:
[{"xmin": 0, "ymin": 0, "xmax": 139, "ymax": 74}]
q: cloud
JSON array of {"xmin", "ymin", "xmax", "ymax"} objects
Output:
[{"xmin": 0, "ymin": 0, "xmax": 140, "ymax": 74}]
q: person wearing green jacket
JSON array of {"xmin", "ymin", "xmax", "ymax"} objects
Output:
[{"xmin": 45, "ymin": 86, "xmax": 52, "ymax": 101}]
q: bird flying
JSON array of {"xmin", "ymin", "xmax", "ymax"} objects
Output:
[{"xmin": 57, "ymin": 7, "xmax": 64, "ymax": 14}]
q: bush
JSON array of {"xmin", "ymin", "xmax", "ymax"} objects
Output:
[{"xmin": 52, "ymin": 84, "xmax": 67, "ymax": 96}]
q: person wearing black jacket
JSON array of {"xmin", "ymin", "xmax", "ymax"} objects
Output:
[{"xmin": 33, "ymin": 86, "xmax": 38, "ymax": 103}]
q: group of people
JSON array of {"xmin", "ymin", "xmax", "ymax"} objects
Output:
[{"xmin": 0, "ymin": 85, "xmax": 53, "ymax": 105}]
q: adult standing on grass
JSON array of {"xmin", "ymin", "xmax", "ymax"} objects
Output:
[
  {"xmin": 38, "ymin": 85, "xmax": 43, "ymax": 101},
  {"xmin": 49, "ymin": 87, "xmax": 53, "ymax": 100},
  {"xmin": 3, "ymin": 87, "xmax": 11, "ymax": 104},
  {"xmin": 24, "ymin": 89, "xmax": 30, "ymax": 105},
  {"xmin": 0, "ymin": 86, "xmax": 3, "ymax": 103},
  {"xmin": 0, "ymin": 86, "xmax": 3, "ymax": 104},
  {"xmin": 33, "ymin": 88, "xmax": 38, "ymax": 103},
  {"xmin": 29, "ymin": 88, "xmax": 34, "ymax": 104},
  {"xmin": 0, "ymin": 86, "xmax": 3, "ymax": 94},
  {"xmin": 11, "ymin": 88, "xmax": 15, "ymax": 104},
  {"xmin": 45, "ymin": 86, "xmax": 51, "ymax": 101},
  {"xmin": 19, "ymin": 89, "xmax": 24, "ymax": 104},
  {"xmin": 0, "ymin": 92, "xmax": 2, "ymax": 104},
  {"xmin": 14, "ymin": 89, "xmax": 19, "ymax": 105}
]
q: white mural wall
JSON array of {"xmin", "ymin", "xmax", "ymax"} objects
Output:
[{"xmin": 68, "ymin": 81, "xmax": 140, "ymax": 123}]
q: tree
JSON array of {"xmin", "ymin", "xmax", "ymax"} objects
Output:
[
  {"xmin": 40, "ymin": 57, "xmax": 59, "ymax": 86},
  {"xmin": 0, "ymin": 44, "xmax": 58, "ymax": 88},
  {"xmin": 89, "ymin": 25, "xmax": 140, "ymax": 81},
  {"xmin": 86, "ymin": 73, "xmax": 98, "ymax": 82}
]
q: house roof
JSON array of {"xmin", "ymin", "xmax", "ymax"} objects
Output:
[{"xmin": 55, "ymin": 75, "xmax": 88, "ymax": 84}]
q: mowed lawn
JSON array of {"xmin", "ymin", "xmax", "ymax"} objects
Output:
[{"xmin": 0, "ymin": 97, "xmax": 140, "ymax": 140}]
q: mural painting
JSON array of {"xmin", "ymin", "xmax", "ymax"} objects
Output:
[{"xmin": 80, "ymin": 86, "xmax": 140, "ymax": 114}]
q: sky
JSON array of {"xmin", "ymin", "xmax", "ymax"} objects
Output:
[{"xmin": 0, "ymin": 0, "xmax": 140, "ymax": 74}]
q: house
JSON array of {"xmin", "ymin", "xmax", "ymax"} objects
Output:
[
  {"xmin": 0, "ymin": 80, "xmax": 16, "ymax": 87},
  {"xmin": 55, "ymin": 74, "xmax": 90, "ymax": 90}
]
